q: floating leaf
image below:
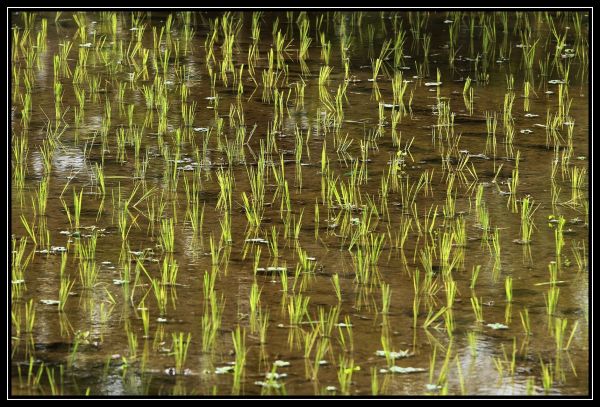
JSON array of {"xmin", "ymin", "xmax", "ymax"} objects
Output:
[
  {"xmin": 40, "ymin": 300, "xmax": 61, "ymax": 305},
  {"xmin": 215, "ymin": 366, "xmax": 235, "ymax": 374},
  {"xmin": 486, "ymin": 323, "xmax": 509, "ymax": 330},
  {"xmin": 245, "ymin": 238, "xmax": 269, "ymax": 244},
  {"xmin": 256, "ymin": 266, "xmax": 288, "ymax": 274},
  {"xmin": 255, "ymin": 381, "xmax": 282, "ymax": 389},
  {"xmin": 266, "ymin": 372, "xmax": 287, "ymax": 380},
  {"xmin": 376, "ymin": 349, "xmax": 412, "ymax": 359},
  {"xmin": 381, "ymin": 366, "xmax": 427, "ymax": 374}
]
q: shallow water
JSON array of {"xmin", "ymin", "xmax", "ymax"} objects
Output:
[{"xmin": 10, "ymin": 11, "xmax": 589, "ymax": 396}]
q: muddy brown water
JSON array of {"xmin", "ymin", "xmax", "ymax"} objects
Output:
[{"xmin": 10, "ymin": 11, "xmax": 588, "ymax": 396}]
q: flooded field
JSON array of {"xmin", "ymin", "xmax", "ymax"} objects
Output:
[{"xmin": 10, "ymin": 10, "xmax": 589, "ymax": 396}]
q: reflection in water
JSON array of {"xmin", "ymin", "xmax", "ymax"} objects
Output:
[{"xmin": 10, "ymin": 10, "xmax": 588, "ymax": 396}]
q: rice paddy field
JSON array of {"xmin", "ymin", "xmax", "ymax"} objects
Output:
[{"xmin": 10, "ymin": 10, "xmax": 589, "ymax": 397}]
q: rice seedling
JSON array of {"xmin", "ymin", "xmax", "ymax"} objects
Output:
[
  {"xmin": 160, "ymin": 218, "xmax": 175, "ymax": 253},
  {"xmin": 571, "ymin": 240, "xmax": 587, "ymax": 273},
  {"xmin": 92, "ymin": 163, "xmax": 106, "ymax": 196},
  {"xmin": 309, "ymin": 336, "xmax": 330, "ymax": 381},
  {"xmin": 371, "ymin": 39, "xmax": 392, "ymax": 83},
  {"xmin": 444, "ymin": 309, "xmax": 455, "ymax": 337},
  {"xmin": 443, "ymin": 174, "xmax": 456, "ymax": 219},
  {"xmin": 370, "ymin": 366, "xmax": 379, "ymax": 396},
  {"xmin": 380, "ymin": 282, "xmax": 391, "ymax": 314},
  {"xmin": 439, "ymin": 231, "xmax": 458, "ymax": 278},
  {"xmin": 553, "ymin": 215, "xmax": 565, "ymax": 267},
  {"xmin": 331, "ymin": 274, "xmax": 342, "ymax": 302},
  {"xmin": 298, "ymin": 18, "xmax": 311, "ymax": 60},
  {"xmin": 411, "ymin": 269, "xmax": 421, "ymax": 329},
  {"xmin": 423, "ymin": 306, "xmax": 447, "ymax": 330},
  {"xmin": 337, "ymin": 356, "xmax": 356, "ymax": 395},
  {"xmin": 77, "ymin": 232, "xmax": 97, "ymax": 261},
  {"xmin": 394, "ymin": 216, "xmax": 413, "ymax": 250},
  {"xmin": 258, "ymin": 309, "xmax": 269, "ymax": 344},
  {"xmin": 216, "ymin": 169, "xmax": 234, "ymax": 212},
  {"xmin": 338, "ymin": 315, "xmax": 354, "ymax": 354},
  {"xmin": 445, "ymin": 279, "xmax": 457, "ymax": 310},
  {"xmin": 242, "ymin": 192, "xmax": 262, "ymax": 230},
  {"xmin": 208, "ymin": 235, "xmax": 220, "ymax": 266},
  {"xmin": 19, "ymin": 215, "xmax": 37, "ymax": 247},
  {"xmin": 23, "ymin": 299, "xmax": 36, "ymax": 333},
  {"xmin": 201, "ymin": 293, "xmax": 224, "ymax": 352},
  {"xmin": 232, "ymin": 326, "xmax": 247, "ymax": 393},
  {"xmin": 220, "ymin": 212, "xmax": 233, "ymax": 246},
  {"xmin": 125, "ymin": 325, "xmax": 138, "ymax": 360},
  {"xmin": 515, "ymin": 308, "xmax": 532, "ymax": 340},
  {"xmin": 517, "ymin": 195, "xmax": 538, "ymax": 244},
  {"xmin": 78, "ymin": 260, "xmax": 99, "ymax": 289},
  {"xmin": 505, "ymin": 276, "xmax": 513, "ymax": 303},
  {"xmin": 72, "ymin": 188, "xmax": 83, "ymax": 232},
  {"xmin": 250, "ymin": 280, "xmax": 262, "ymax": 324},
  {"xmin": 288, "ymin": 294, "xmax": 310, "ymax": 326},
  {"xmin": 12, "ymin": 134, "xmax": 28, "ymax": 189},
  {"xmin": 302, "ymin": 324, "xmax": 319, "ymax": 365},
  {"xmin": 317, "ymin": 305, "xmax": 339, "ymax": 338},
  {"xmin": 34, "ymin": 177, "xmax": 50, "ymax": 218},
  {"xmin": 353, "ymin": 248, "xmax": 374, "ymax": 286},
  {"xmin": 151, "ymin": 277, "xmax": 168, "ymax": 317},
  {"xmin": 553, "ymin": 317, "xmax": 568, "ymax": 352},
  {"xmin": 320, "ymin": 32, "xmax": 331, "ymax": 65},
  {"xmin": 21, "ymin": 356, "xmax": 46, "ymax": 390},
  {"xmin": 160, "ymin": 257, "xmax": 179, "ymax": 287},
  {"xmin": 540, "ymin": 358, "xmax": 553, "ymax": 393},
  {"xmin": 11, "ymin": 236, "xmax": 30, "ymax": 285},
  {"xmin": 567, "ymin": 166, "xmax": 586, "ymax": 207},
  {"xmin": 544, "ymin": 285, "xmax": 560, "ymax": 316},
  {"xmin": 546, "ymin": 260, "xmax": 559, "ymax": 285},
  {"xmin": 470, "ymin": 265, "xmax": 481, "ymax": 290},
  {"xmin": 436, "ymin": 340, "xmax": 454, "ymax": 388},
  {"xmin": 470, "ymin": 297, "xmax": 484, "ymax": 323},
  {"xmin": 171, "ymin": 332, "xmax": 192, "ymax": 374},
  {"xmin": 45, "ymin": 365, "xmax": 63, "ymax": 396},
  {"xmin": 58, "ymin": 271, "xmax": 75, "ymax": 312}
]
